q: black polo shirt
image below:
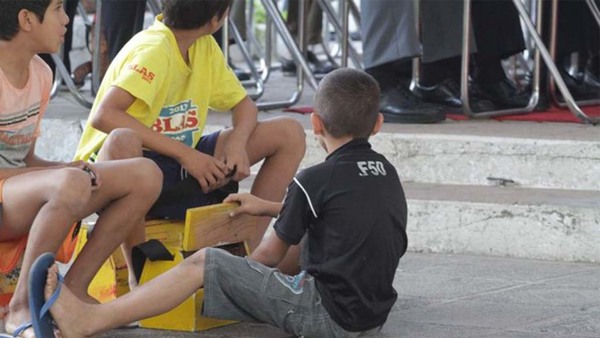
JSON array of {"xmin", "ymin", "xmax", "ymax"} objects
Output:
[{"xmin": 274, "ymin": 138, "xmax": 408, "ymax": 332}]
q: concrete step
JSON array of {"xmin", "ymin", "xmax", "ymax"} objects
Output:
[
  {"xmin": 302, "ymin": 127, "xmax": 600, "ymax": 191},
  {"xmin": 239, "ymin": 176, "xmax": 599, "ymax": 263},
  {"xmin": 403, "ymin": 182, "xmax": 599, "ymax": 263},
  {"xmin": 39, "ymin": 118, "xmax": 600, "ymax": 192},
  {"xmin": 201, "ymin": 111, "xmax": 600, "ymax": 191}
]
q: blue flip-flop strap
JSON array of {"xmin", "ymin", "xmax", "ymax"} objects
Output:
[
  {"xmin": 39, "ymin": 273, "xmax": 64, "ymax": 321},
  {"xmin": 11, "ymin": 321, "xmax": 32, "ymax": 337}
]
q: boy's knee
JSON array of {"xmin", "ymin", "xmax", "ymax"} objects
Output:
[
  {"xmin": 127, "ymin": 158, "xmax": 163, "ymax": 195},
  {"xmin": 186, "ymin": 248, "xmax": 207, "ymax": 268},
  {"xmin": 101, "ymin": 128, "xmax": 143, "ymax": 160},
  {"xmin": 281, "ymin": 117, "xmax": 305, "ymax": 139},
  {"xmin": 271, "ymin": 117, "xmax": 306, "ymax": 146},
  {"xmin": 51, "ymin": 168, "xmax": 92, "ymax": 211},
  {"xmin": 282, "ymin": 118, "xmax": 306, "ymax": 155}
]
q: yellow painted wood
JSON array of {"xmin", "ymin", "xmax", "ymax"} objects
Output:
[{"xmin": 183, "ymin": 203, "xmax": 257, "ymax": 252}]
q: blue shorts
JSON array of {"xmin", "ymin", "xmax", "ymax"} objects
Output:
[{"xmin": 144, "ymin": 131, "xmax": 238, "ymax": 220}]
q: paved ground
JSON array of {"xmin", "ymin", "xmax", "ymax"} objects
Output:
[{"xmin": 96, "ymin": 252, "xmax": 599, "ymax": 338}]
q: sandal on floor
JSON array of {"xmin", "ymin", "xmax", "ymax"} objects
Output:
[
  {"xmin": 28, "ymin": 253, "xmax": 62, "ymax": 338},
  {"xmin": 71, "ymin": 61, "xmax": 92, "ymax": 88}
]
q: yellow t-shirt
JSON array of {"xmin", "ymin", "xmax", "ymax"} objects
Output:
[{"xmin": 75, "ymin": 15, "xmax": 246, "ymax": 161}]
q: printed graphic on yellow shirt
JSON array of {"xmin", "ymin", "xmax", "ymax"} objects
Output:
[
  {"xmin": 152, "ymin": 100, "xmax": 200, "ymax": 147},
  {"xmin": 127, "ymin": 64, "xmax": 156, "ymax": 84}
]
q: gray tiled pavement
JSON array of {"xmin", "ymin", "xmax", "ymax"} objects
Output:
[{"xmin": 98, "ymin": 252, "xmax": 599, "ymax": 338}]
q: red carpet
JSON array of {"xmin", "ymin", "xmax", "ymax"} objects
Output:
[
  {"xmin": 284, "ymin": 105, "xmax": 600, "ymax": 123},
  {"xmin": 283, "ymin": 106, "xmax": 314, "ymax": 115},
  {"xmin": 447, "ymin": 105, "xmax": 600, "ymax": 123}
]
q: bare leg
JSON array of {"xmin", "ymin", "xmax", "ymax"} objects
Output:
[
  {"xmin": 64, "ymin": 158, "xmax": 161, "ymax": 300},
  {"xmin": 95, "ymin": 128, "xmax": 147, "ymax": 289},
  {"xmin": 46, "ymin": 250, "xmax": 208, "ymax": 338},
  {"xmin": 215, "ymin": 117, "xmax": 306, "ymax": 250},
  {"xmin": 1, "ymin": 168, "xmax": 95, "ymax": 337}
]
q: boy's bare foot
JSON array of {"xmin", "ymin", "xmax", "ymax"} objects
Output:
[
  {"xmin": 67, "ymin": 290, "xmax": 100, "ymax": 306},
  {"xmin": 4, "ymin": 308, "xmax": 35, "ymax": 338},
  {"xmin": 45, "ymin": 264, "xmax": 95, "ymax": 338}
]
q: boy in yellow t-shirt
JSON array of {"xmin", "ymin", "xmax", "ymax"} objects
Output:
[{"xmin": 75, "ymin": 0, "xmax": 305, "ymax": 251}]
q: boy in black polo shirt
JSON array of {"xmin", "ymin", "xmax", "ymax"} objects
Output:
[{"xmin": 35, "ymin": 68, "xmax": 408, "ymax": 338}]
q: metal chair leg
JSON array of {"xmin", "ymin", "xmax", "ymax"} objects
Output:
[
  {"xmin": 255, "ymin": 0, "xmax": 318, "ymax": 111},
  {"xmin": 548, "ymin": 0, "xmax": 600, "ymax": 110},
  {"xmin": 91, "ymin": 0, "xmax": 103, "ymax": 95},
  {"xmin": 49, "ymin": 1, "xmax": 94, "ymax": 108},
  {"xmin": 460, "ymin": 0, "xmax": 541, "ymax": 119},
  {"xmin": 585, "ymin": 0, "xmax": 600, "ymax": 26},
  {"xmin": 51, "ymin": 54, "xmax": 94, "ymax": 108},
  {"xmin": 515, "ymin": 0, "xmax": 598, "ymax": 124},
  {"xmin": 315, "ymin": 0, "xmax": 362, "ymax": 67},
  {"xmin": 228, "ymin": 16, "xmax": 265, "ymax": 100}
]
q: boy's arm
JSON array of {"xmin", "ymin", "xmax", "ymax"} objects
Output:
[
  {"xmin": 249, "ymin": 230, "xmax": 291, "ymax": 268},
  {"xmin": 0, "ymin": 141, "xmax": 90, "ymax": 180},
  {"xmin": 222, "ymin": 96, "xmax": 258, "ymax": 182},
  {"xmin": 23, "ymin": 139, "xmax": 64, "ymax": 167},
  {"xmin": 225, "ymin": 193, "xmax": 290, "ymax": 267},
  {"xmin": 93, "ymin": 86, "xmax": 229, "ymax": 192},
  {"xmin": 223, "ymin": 193, "xmax": 282, "ymax": 218}
]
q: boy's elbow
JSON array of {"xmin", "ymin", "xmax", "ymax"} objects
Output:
[
  {"xmin": 90, "ymin": 110, "xmax": 110, "ymax": 132},
  {"xmin": 250, "ymin": 247, "xmax": 282, "ymax": 268}
]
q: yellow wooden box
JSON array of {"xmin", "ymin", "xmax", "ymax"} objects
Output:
[
  {"xmin": 138, "ymin": 203, "xmax": 256, "ymax": 332},
  {"xmin": 81, "ymin": 203, "xmax": 257, "ymax": 331},
  {"xmin": 76, "ymin": 220, "xmax": 185, "ymax": 303},
  {"xmin": 0, "ymin": 256, "xmax": 22, "ymax": 319},
  {"xmin": 137, "ymin": 243, "xmax": 249, "ymax": 332}
]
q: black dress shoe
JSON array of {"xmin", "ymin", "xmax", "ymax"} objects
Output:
[
  {"xmin": 414, "ymin": 78, "xmax": 496, "ymax": 113},
  {"xmin": 380, "ymin": 85, "xmax": 446, "ymax": 124},
  {"xmin": 281, "ymin": 51, "xmax": 338, "ymax": 76},
  {"xmin": 584, "ymin": 69, "xmax": 600, "ymax": 88},
  {"xmin": 477, "ymin": 78, "xmax": 531, "ymax": 108},
  {"xmin": 233, "ymin": 68, "xmax": 251, "ymax": 81},
  {"xmin": 306, "ymin": 51, "xmax": 337, "ymax": 75},
  {"xmin": 229, "ymin": 62, "xmax": 251, "ymax": 81},
  {"xmin": 281, "ymin": 59, "xmax": 296, "ymax": 76},
  {"xmin": 556, "ymin": 69, "xmax": 600, "ymax": 100}
]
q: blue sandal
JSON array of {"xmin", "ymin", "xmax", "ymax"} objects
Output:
[{"xmin": 28, "ymin": 253, "xmax": 62, "ymax": 338}]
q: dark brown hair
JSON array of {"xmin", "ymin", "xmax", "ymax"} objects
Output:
[
  {"xmin": 162, "ymin": 0, "xmax": 232, "ymax": 30},
  {"xmin": 314, "ymin": 68, "xmax": 381, "ymax": 139},
  {"xmin": 0, "ymin": 0, "xmax": 51, "ymax": 40}
]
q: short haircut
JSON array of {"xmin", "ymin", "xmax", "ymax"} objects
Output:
[
  {"xmin": 162, "ymin": 0, "xmax": 232, "ymax": 30},
  {"xmin": 0, "ymin": 0, "xmax": 51, "ymax": 41},
  {"xmin": 314, "ymin": 68, "xmax": 381, "ymax": 139}
]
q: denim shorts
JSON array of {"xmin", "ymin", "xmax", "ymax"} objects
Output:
[
  {"xmin": 143, "ymin": 131, "xmax": 238, "ymax": 220},
  {"xmin": 202, "ymin": 248, "xmax": 381, "ymax": 338}
]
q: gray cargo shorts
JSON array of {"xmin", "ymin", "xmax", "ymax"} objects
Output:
[{"xmin": 202, "ymin": 248, "xmax": 382, "ymax": 338}]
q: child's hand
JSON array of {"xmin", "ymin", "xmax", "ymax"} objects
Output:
[
  {"xmin": 224, "ymin": 193, "xmax": 269, "ymax": 217},
  {"xmin": 222, "ymin": 147, "xmax": 250, "ymax": 182},
  {"xmin": 180, "ymin": 150, "xmax": 228, "ymax": 193},
  {"xmin": 68, "ymin": 161, "xmax": 101, "ymax": 190}
]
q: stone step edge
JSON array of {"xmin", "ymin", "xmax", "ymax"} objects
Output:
[
  {"xmin": 243, "ymin": 179, "xmax": 599, "ymax": 262},
  {"xmin": 403, "ymin": 182, "xmax": 599, "ymax": 263},
  {"xmin": 402, "ymin": 182, "xmax": 599, "ymax": 208}
]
